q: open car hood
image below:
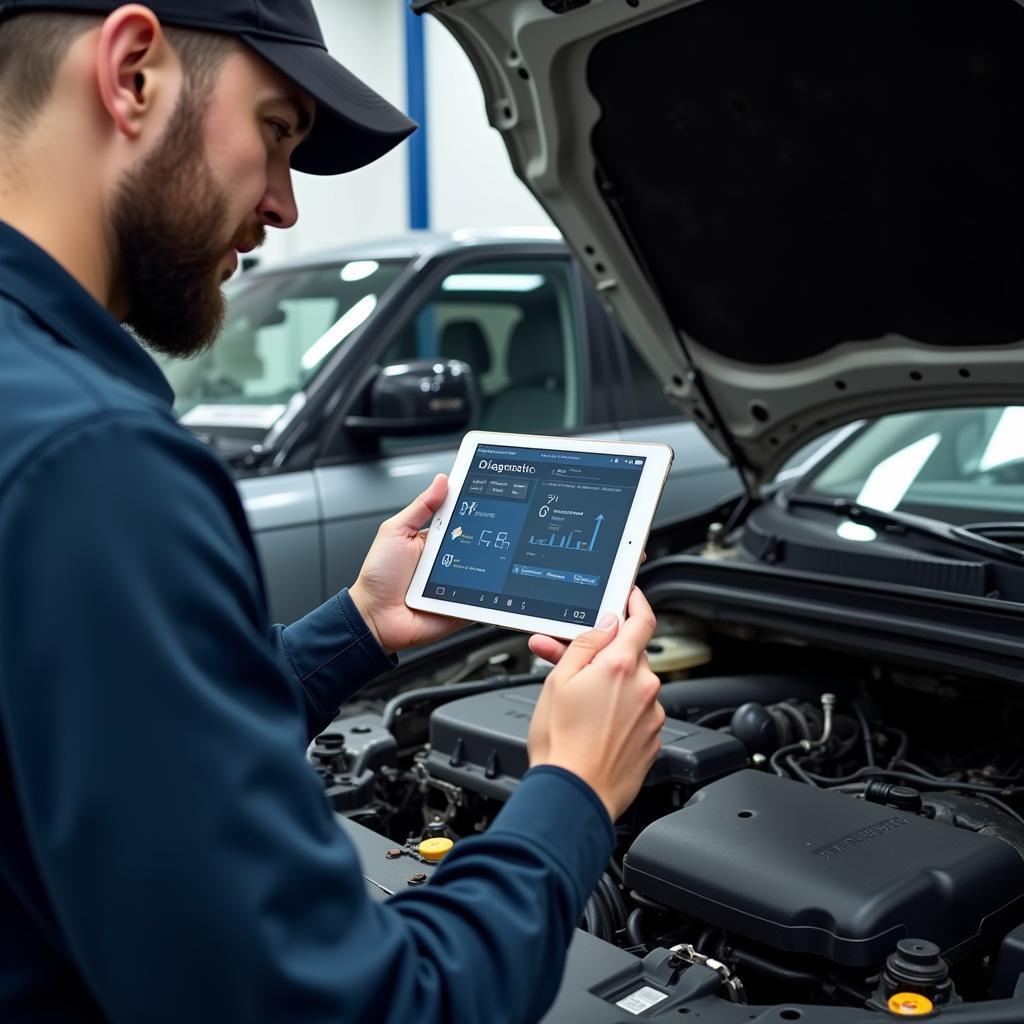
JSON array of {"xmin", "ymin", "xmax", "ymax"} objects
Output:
[{"xmin": 422, "ymin": 0, "xmax": 1024, "ymax": 488}]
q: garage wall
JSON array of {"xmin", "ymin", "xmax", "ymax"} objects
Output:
[
  {"xmin": 259, "ymin": 2, "xmax": 409, "ymax": 267},
  {"xmin": 257, "ymin": 3, "xmax": 550, "ymax": 269},
  {"xmin": 424, "ymin": 17, "xmax": 551, "ymax": 233}
]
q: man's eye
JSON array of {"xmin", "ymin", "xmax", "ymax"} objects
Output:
[{"xmin": 268, "ymin": 120, "xmax": 293, "ymax": 144}]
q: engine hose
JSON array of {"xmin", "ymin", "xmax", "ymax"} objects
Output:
[
  {"xmin": 771, "ymin": 695, "xmax": 836, "ymax": 781},
  {"xmin": 775, "ymin": 700, "xmax": 814, "ymax": 742},
  {"xmin": 718, "ymin": 943, "xmax": 866, "ymax": 1003},
  {"xmin": 600, "ymin": 874, "xmax": 629, "ymax": 931},
  {"xmin": 784, "ymin": 754, "xmax": 817, "ymax": 786},
  {"xmin": 630, "ymin": 890, "xmax": 671, "ymax": 913},
  {"xmin": 606, "ymin": 858, "xmax": 624, "ymax": 885},
  {"xmin": 719, "ymin": 944, "xmax": 821, "ymax": 989},
  {"xmin": 882, "ymin": 726, "xmax": 909, "ymax": 766},
  {"xmin": 815, "ymin": 766, "xmax": 1024, "ymax": 796},
  {"xmin": 626, "ymin": 909, "xmax": 648, "ymax": 949},
  {"xmin": 852, "ymin": 701, "xmax": 876, "ymax": 767},
  {"xmin": 657, "ymin": 675, "xmax": 838, "ymax": 719},
  {"xmin": 770, "ymin": 741, "xmax": 809, "ymax": 779},
  {"xmin": 831, "ymin": 725, "xmax": 863, "ymax": 761},
  {"xmin": 381, "ymin": 673, "xmax": 543, "ymax": 732},
  {"xmin": 581, "ymin": 892, "xmax": 610, "ymax": 937},
  {"xmin": 693, "ymin": 706, "xmax": 738, "ymax": 728},
  {"xmin": 593, "ymin": 885, "xmax": 619, "ymax": 942},
  {"xmin": 695, "ymin": 926, "xmax": 716, "ymax": 954}
]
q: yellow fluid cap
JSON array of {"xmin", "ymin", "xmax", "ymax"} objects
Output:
[
  {"xmin": 418, "ymin": 837, "xmax": 454, "ymax": 862},
  {"xmin": 887, "ymin": 993, "xmax": 935, "ymax": 1016}
]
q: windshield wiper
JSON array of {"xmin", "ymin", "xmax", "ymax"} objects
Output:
[
  {"xmin": 961, "ymin": 522, "xmax": 1024, "ymax": 542},
  {"xmin": 783, "ymin": 495, "xmax": 1024, "ymax": 566}
]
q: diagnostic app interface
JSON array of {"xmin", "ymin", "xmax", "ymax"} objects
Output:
[{"xmin": 425, "ymin": 444, "xmax": 647, "ymax": 626}]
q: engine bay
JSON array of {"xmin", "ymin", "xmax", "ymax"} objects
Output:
[{"xmin": 312, "ymin": 596, "xmax": 1024, "ymax": 1021}]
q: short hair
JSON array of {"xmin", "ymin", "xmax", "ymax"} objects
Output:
[{"xmin": 0, "ymin": 12, "xmax": 236, "ymax": 135}]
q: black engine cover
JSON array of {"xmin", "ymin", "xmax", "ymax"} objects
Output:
[
  {"xmin": 624, "ymin": 770, "xmax": 1024, "ymax": 967},
  {"xmin": 426, "ymin": 684, "xmax": 748, "ymax": 801}
]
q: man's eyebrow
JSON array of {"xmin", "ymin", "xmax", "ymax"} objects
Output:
[{"xmin": 273, "ymin": 93, "xmax": 314, "ymax": 136}]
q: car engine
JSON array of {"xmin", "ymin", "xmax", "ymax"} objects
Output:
[{"xmin": 311, "ymin": 606, "xmax": 1024, "ymax": 1018}]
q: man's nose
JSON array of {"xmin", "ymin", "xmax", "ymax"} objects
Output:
[{"xmin": 257, "ymin": 170, "xmax": 299, "ymax": 230}]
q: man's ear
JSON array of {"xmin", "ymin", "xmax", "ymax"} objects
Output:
[{"xmin": 94, "ymin": 4, "xmax": 171, "ymax": 140}]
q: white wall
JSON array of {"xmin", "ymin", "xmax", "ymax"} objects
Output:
[
  {"xmin": 258, "ymin": 3, "xmax": 550, "ymax": 268},
  {"xmin": 259, "ymin": 2, "xmax": 409, "ymax": 267},
  {"xmin": 424, "ymin": 17, "xmax": 551, "ymax": 233}
]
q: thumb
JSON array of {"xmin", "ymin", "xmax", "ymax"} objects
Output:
[
  {"xmin": 550, "ymin": 613, "xmax": 619, "ymax": 680},
  {"xmin": 390, "ymin": 474, "xmax": 448, "ymax": 534}
]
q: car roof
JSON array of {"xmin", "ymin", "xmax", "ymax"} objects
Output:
[{"xmin": 247, "ymin": 227, "xmax": 568, "ymax": 275}]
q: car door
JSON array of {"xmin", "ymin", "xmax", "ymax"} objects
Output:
[
  {"xmin": 238, "ymin": 471, "xmax": 323, "ymax": 625},
  {"xmin": 223, "ymin": 270, "xmax": 396, "ymax": 626},
  {"xmin": 314, "ymin": 251, "xmax": 621, "ymax": 599}
]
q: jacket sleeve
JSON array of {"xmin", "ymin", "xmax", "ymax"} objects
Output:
[
  {"xmin": 0, "ymin": 414, "xmax": 614, "ymax": 1024},
  {"xmin": 271, "ymin": 589, "xmax": 397, "ymax": 740}
]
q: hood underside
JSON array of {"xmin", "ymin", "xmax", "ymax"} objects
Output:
[{"xmin": 426, "ymin": 0, "xmax": 1024, "ymax": 486}]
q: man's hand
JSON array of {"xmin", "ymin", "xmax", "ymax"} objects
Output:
[
  {"xmin": 350, "ymin": 474, "xmax": 464, "ymax": 655},
  {"xmin": 527, "ymin": 587, "xmax": 665, "ymax": 822}
]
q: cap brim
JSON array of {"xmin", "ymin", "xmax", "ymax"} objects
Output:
[{"xmin": 242, "ymin": 35, "xmax": 417, "ymax": 176}]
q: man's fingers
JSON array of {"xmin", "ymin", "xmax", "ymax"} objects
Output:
[
  {"xmin": 549, "ymin": 616, "xmax": 620, "ymax": 679},
  {"xmin": 389, "ymin": 474, "xmax": 448, "ymax": 534},
  {"xmin": 618, "ymin": 586, "xmax": 658, "ymax": 647},
  {"xmin": 594, "ymin": 587, "xmax": 658, "ymax": 666},
  {"xmin": 626, "ymin": 585, "xmax": 657, "ymax": 625},
  {"xmin": 528, "ymin": 634, "xmax": 570, "ymax": 665}
]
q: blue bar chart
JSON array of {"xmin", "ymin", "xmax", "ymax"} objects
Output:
[{"xmin": 529, "ymin": 515, "xmax": 604, "ymax": 553}]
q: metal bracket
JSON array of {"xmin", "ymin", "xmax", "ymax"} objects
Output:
[
  {"xmin": 412, "ymin": 759, "xmax": 464, "ymax": 822},
  {"xmin": 669, "ymin": 944, "xmax": 746, "ymax": 1003}
]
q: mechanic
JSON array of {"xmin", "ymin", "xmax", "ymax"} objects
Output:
[{"xmin": 0, "ymin": 2, "xmax": 666, "ymax": 1021}]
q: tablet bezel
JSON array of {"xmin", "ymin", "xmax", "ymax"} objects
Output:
[{"xmin": 405, "ymin": 431, "xmax": 674, "ymax": 640}]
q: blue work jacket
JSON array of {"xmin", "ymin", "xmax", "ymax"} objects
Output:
[{"xmin": 0, "ymin": 223, "xmax": 614, "ymax": 1022}]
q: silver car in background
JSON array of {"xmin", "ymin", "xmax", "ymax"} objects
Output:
[{"xmin": 159, "ymin": 230, "xmax": 741, "ymax": 623}]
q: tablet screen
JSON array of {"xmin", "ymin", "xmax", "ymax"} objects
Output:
[{"xmin": 424, "ymin": 443, "xmax": 647, "ymax": 627}]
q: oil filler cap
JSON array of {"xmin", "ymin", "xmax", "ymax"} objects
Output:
[
  {"xmin": 887, "ymin": 993, "xmax": 935, "ymax": 1016},
  {"xmin": 418, "ymin": 838, "xmax": 454, "ymax": 862}
]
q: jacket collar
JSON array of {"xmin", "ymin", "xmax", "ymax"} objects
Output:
[{"xmin": 0, "ymin": 221, "xmax": 175, "ymax": 406}]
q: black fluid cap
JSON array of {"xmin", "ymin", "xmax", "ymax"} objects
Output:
[
  {"xmin": 883, "ymin": 939, "xmax": 954, "ymax": 1003},
  {"xmin": 900, "ymin": 940, "xmax": 941, "ymax": 962}
]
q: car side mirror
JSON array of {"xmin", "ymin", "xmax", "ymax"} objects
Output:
[{"xmin": 344, "ymin": 358, "xmax": 478, "ymax": 437}]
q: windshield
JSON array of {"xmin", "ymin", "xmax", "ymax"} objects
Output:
[
  {"xmin": 802, "ymin": 407, "xmax": 1024, "ymax": 526},
  {"xmin": 157, "ymin": 259, "xmax": 408, "ymax": 427}
]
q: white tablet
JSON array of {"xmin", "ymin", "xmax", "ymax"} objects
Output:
[{"xmin": 406, "ymin": 431, "xmax": 674, "ymax": 641}]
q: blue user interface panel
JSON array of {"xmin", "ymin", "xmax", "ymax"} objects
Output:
[{"xmin": 425, "ymin": 444, "xmax": 647, "ymax": 627}]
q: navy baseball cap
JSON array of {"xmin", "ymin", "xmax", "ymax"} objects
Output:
[{"xmin": 0, "ymin": 0, "xmax": 418, "ymax": 175}]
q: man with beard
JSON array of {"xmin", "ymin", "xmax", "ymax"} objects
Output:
[{"xmin": 0, "ymin": 2, "xmax": 667, "ymax": 1022}]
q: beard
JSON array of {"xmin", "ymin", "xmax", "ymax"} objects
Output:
[{"xmin": 112, "ymin": 89, "xmax": 262, "ymax": 360}]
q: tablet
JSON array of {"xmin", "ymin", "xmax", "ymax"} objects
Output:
[{"xmin": 405, "ymin": 431, "xmax": 674, "ymax": 640}]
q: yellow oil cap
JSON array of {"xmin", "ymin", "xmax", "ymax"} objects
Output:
[
  {"xmin": 418, "ymin": 838, "xmax": 454, "ymax": 862},
  {"xmin": 887, "ymin": 993, "xmax": 935, "ymax": 1016}
]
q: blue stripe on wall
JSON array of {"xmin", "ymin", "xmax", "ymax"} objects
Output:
[{"xmin": 404, "ymin": 5, "xmax": 430, "ymax": 230}]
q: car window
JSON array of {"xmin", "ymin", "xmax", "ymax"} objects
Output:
[
  {"xmin": 802, "ymin": 406, "xmax": 1024, "ymax": 523},
  {"xmin": 375, "ymin": 258, "xmax": 584, "ymax": 455},
  {"xmin": 158, "ymin": 259, "xmax": 407, "ymax": 427},
  {"xmin": 621, "ymin": 336, "xmax": 678, "ymax": 420}
]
